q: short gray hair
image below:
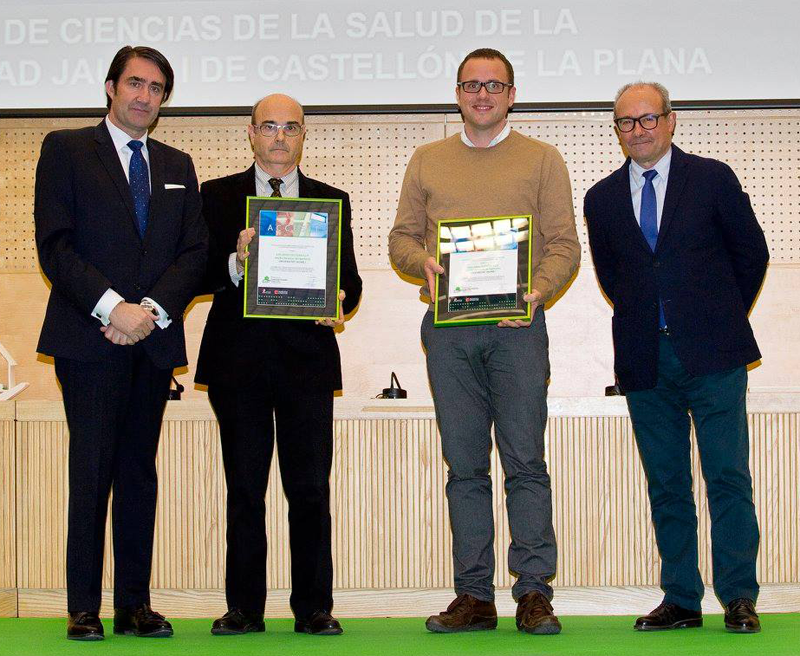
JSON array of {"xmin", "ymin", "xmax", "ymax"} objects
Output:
[{"xmin": 614, "ymin": 81, "xmax": 672, "ymax": 116}]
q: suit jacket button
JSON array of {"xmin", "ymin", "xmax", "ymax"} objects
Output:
[{"xmin": 653, "ymin": 260, "xmax": 661, "ymax": 267}]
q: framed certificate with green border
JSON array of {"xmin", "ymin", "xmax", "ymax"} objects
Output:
[
  {"xmin": 243, "ymin": 196, "xmax": 342, "ymax": 320},
  {"xmin": 434, "ymin": 215, "xmax": 532, "ymax": 326}
]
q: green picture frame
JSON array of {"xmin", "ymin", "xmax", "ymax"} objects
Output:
[
  {"xmin": 433, "ymin": 214, "xmax": 533, "ymax": 327},
  {"xmin": 243, "ymin": 196, "xmax": 342, "ymax": 320}
]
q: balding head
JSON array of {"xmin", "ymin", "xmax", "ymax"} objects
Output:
[
  {"xmin": 251, "ymin": 93, "xmax": 304, "ymax": 125},
  {"xmin": 248, "ymin": 93, "xmax": 307, "ymax": 177}
]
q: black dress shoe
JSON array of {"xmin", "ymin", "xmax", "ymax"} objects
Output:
[
  {"xmin": 294, "ymin": 610, "xmax": 343, "ymax": 635},
  {"xmin": 114, "ymin": 604, "xmax": 173, "ymax": 637},
  {"xmin": 211, "ymin": 608, "xmax": 266, "ymax": 635},
  {"xmin": 725, "ymin": 598, "xmax": 760, "ymax": 633},
  {"xmin": 67, "ymin": 611, "xmax": 104, "ymax": 641},
  {"xmin": 634, "ymin": 602, "xmax": 702, "ymax": 631}
]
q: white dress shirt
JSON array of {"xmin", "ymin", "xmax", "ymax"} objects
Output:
[
  {"xmin": 629, "ymin": 148, "xmax": 672, "ymax": 229},
  {"xmin": 229, "ymin": 165, "xmax": 300, "ymax": 286},
  {"xmin": 91, "ymin": 116, "xmax": 170, "ymax": 329},
  {"xmin": 461, "ymin": 121, "xmax": 512, "ymax": 148}
]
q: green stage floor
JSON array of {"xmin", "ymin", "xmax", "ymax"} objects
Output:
[{"xmin": 1, "ymin": 616, "xmax": 798, "ymax": 656}]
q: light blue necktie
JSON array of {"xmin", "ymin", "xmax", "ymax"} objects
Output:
[
  {"xmin": 640, "ymin": 170, "xmax": 666, "ymax": 328},
  {"xmin": 128, "ymin": 140, "xmax": 150, "ymax": 238}
]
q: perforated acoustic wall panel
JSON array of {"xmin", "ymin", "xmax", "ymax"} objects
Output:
[
  {"xmin": 452, "ymin": 109, "xmax": 800, "ymax": 263},
  {"xmin": 2, "ymin": 110, "xmax": 798, "ymax": 273}
]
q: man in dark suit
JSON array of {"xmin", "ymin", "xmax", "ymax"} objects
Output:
[
  {"xmin": 34, "ymin": 45, "xmax": 207, "ymax": 641},
  {"xmin": 196, "ymin": 93, "xmax": 362, "ymax": 636},
  {"xmin": 584, "ymin": 82, "xmax": 768, "ymax": 634}
]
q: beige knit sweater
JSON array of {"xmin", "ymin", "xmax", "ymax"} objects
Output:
[{"xmin": 388, "ymin": 130, "xmax": 580, "ymax": 303}]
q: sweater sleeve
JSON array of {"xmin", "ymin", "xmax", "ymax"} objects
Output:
[
  {"xmin": 531, "ymin": 145, "xmax": 581, "ymax": 302},
  {"xmin": 388, "ymin": 148, "xmax": 431, "ymax": 279}
]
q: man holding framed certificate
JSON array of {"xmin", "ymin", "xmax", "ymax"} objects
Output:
[
  {"xmin": 389, "ymin": 48, "xmax": 580, "ymax": 636},
  {"xmin": 196, "ymin": 94, "xmax": 362, "ymax": 636}
]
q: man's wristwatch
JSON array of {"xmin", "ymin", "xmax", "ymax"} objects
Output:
[{"xmin": 140, "ymin": 298, "xmax": 159, "ymax": 319}]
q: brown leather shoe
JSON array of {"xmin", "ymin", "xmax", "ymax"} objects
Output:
[
  {"xmin": 425, "ymin": 594, "xmax": 497, "ymax": 633},
  {"xmin": 515, "ymin": 591, "xmax": 562, "ymax": 635},
  {"xmin": 67, "ymin": 611, "xmax": 104, "ymax": 641},
  {"xmin": 634, "ymin": 602, "xmax": 702, "ymax": 631},
  {"xmin": 724, "ymin": 598, "xmax": 760, "ymax": 633}
]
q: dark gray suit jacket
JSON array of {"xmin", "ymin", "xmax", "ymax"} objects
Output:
[{"xmin": 34, "ymin": 120, "xmax": 208, "ymax": 369}]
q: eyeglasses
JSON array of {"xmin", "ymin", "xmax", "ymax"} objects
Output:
[
  {"xmin": 457, "ymin": 80, "xmax": 513, "ymax": 94},
  {"xmin": 614, "ymin": 113, "xmax": 670, "ymax": 133},
  {"xmin": 252, "ymin": 122, "xmax": 305, "ymax": 138}
]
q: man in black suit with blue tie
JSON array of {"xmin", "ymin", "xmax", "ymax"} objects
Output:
[
  {"xmin": 34, "ymin": 45, "xmax": 207, "ymax": 640},
  {"xmin": 584, "ymin": 82, "xmax": 768, "ymax": 634}
]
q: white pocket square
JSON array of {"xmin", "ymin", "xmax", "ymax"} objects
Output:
[{"xmin": 164, "ymin": 183, "xmax": 185, "ymax": 189}]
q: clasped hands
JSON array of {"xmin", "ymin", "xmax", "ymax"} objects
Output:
[
  {"xmin": 100, "ymin": 302, "xmax": 159, "ymax": 345},
  {"xmin": 424, "ymin": 256, "xmax": 541, "ymax": 328},
  {"xmin": 237, "ymin": 228, "xmax": 346, "ymax": 329}
]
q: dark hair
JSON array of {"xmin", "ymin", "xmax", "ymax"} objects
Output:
[
  {"xmin": 457, "ymin": 48, "xmax": 514, "ymax": 86},
  {"xmin": 104, "ymin": 46, "xmax": 174, "ymax": 108}
]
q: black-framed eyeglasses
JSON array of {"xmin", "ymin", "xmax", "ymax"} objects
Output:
[
  {"xmin": 252, "ymin": 122, "xmax": 305, "ymax": 137},
  {"xmin": 457, "ymin": 80, "xmax": 513, "ymax": 94},
  {"xmin": 614, "ymin": 113, "xmax": 670, "ymax": 133}
]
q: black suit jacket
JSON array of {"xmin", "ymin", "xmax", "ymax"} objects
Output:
[
  {"xmin": 584, "ymin": 145, "xmax": 769, "ymax": 392},
  {"xmin": 34, "ymin": 120, "xmax": 208, "ymax": 369},
  {"xmin": 195, "ymin": 166, "xmax": 362, "ymax": 390}
]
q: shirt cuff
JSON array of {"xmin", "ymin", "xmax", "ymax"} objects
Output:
[
  {"xmin": 91, "ymin": 288, "xmax": 125, "ymax": 326},
  {"xmin": 228, "ymin": 252, "xmax": 244, "ymax": 287},
  {"xmin": 142, "ymin": 297, "xmax": 172, "ymax": 329}
]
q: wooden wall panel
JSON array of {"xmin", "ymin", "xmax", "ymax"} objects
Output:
[
  {"xmin": 0, "ymin": 402, "xmax": 15, "ymax": 616},
  {"xmin": 13, "ymin": 401, "xmax": 800, "ymax": 617}
]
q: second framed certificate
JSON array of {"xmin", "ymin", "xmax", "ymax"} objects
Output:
[
  {"xmin": 434, "ymin": 215, "xmax": 532, "ymax": 326},
  {"xmin": 243, "ymin": 196, "xmax": 342, "ymax": 320}
]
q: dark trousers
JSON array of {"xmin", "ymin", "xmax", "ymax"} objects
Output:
[
  {"xmin": 55, "ymin": 348, "xmax": 171, "ymax": 612},
  {"xmin": 625, "ymin": 334, "xmax": 760, "ymax": 610},
  {"xmin": 421, "ymin": 309, "xmax": 556, "ymax": 602},
  {"xmin": 208, "ymin": 374, "xmax": 334, "ymax": 620}
]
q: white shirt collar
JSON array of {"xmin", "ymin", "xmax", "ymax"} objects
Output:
[
  {"xmin": 105, "ymin": 115, "xmax": 148, "ymax": 152},
  {"xmin": 461, "ymin": 121, "xmax": 512, "ymax": 148},
  {"xmin": 254, "ymin": 163, "xmax": 299, "ymax": 193},
  {"xmin": 629, "ymin": 147, "xmax": 672, "ymax": 185}
]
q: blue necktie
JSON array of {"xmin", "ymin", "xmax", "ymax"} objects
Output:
[
  {"xmin": 128, "ymin": 140, "xmax": 150, "ymax": 238},
  {"xmin": 640, "ymin": 169, "xmax": 666, "ymax": 328}
]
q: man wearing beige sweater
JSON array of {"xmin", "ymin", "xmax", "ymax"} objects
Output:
[{"xmin": 389, "ymin": 48, "xmax": 580, "ymax": 636}]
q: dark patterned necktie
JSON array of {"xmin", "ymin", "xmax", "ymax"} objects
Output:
[
  {"xmin": 127, "ymin": 140, "xmax": 150, "ymax": 238},
  {"xmin": 268, "ymin": 178, "xmax": 283, "ymax": 197}
]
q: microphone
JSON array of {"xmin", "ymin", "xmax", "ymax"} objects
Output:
[{"xmin": 379, "ymin": 371, "xmax": 407, "ymax": 399}]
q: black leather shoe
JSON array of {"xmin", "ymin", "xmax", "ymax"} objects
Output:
[
  {"xmin": 634, "ymin": 602, "xmax": 702, "ymax": 631},
  {"xmin": 211, "ymin": 608, "xmax": 266, "ymax": 635},
  {"xmin": 724, "ymin": 598, "xmax": 760, "ymax": 633},
  {"xmin": 294, "ymin": 610, "xmax": 343, "ymax": 635},
  {"xmin": 67, "ymin": 612, "xmax": 104, "ymax": 641},
  {"xmin": 113, "ymin": 604, "xmax": 173, "ymax": 637}
]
